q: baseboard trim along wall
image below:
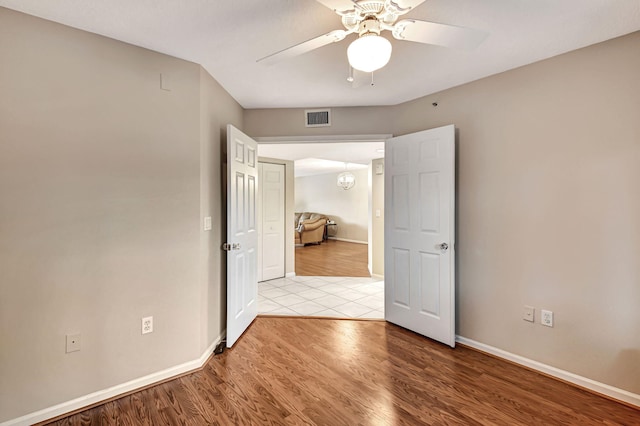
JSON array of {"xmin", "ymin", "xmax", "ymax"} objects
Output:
[
  {"xmin": 285, "ymin": 272, "xmax": 296, "ymax": 278},
  {"xmin": 3, "ymin": 334, "xmax": 225, "ymax": 426},
  {"xmin": 327, "ymin": 237, "xmax": 367, "ymax": 245},
  {"xmin": 456, "ymin": 336, "xmax": 640, "ymax": 408},
  {"xmin": 9, "ymin": 332, "xmax": 637, "ymax": 424}
]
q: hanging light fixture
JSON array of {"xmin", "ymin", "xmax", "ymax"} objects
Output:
[
  {"xmin": 337, "ymin": 163, "xmax": 356, "ymax": 190},
  {"xmin": 347, "ymin": 16, "xmax": 392, "ymax": 73}
]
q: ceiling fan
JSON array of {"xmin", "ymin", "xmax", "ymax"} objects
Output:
[{"xmin": 258, "ymin": 0, "xmax": 487, "ymax": 74}]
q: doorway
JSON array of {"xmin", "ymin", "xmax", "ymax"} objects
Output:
[
  {"xmin": 228, "ymin": 126, "xmax": 456, "ymax": 348},
  {"xmin": 256, "ymin": 136, "xmax": 387, "ymax": 318}
]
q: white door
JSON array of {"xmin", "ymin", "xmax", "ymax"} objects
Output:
[
  {"xmin": 226, "ymin": 124, "xmax": 259, "ymax": 348},
  {"xmin": 259, "ymin": 162, "xmax": 285, "ymax": 281},
  {"xmin": 384, "ymin": 125, "xmax": 456, "ymax": 347}
]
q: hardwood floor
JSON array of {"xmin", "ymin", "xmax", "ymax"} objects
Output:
[
  {"xmin": 44, "ymin": 317, "xmax": 638, "ymax": 425},
  {"xmin": 296, "ymin": 239, "xmax": 370, "ymax": 277}
]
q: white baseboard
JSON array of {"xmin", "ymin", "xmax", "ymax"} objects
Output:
[
  {"xmin": 456, "ymin": 336, "xmax": 640, "ymax": 408},
  {"xmin": 328, "ymin": 237, "xmax": 367, "ymax": 245},
  {"xmin": 285, "ymin": 272, "xmax": 296, "ymax": 278},
  {"xmin": 3, "ymin": 333, "xmax": 225, "ymax": 426},
  {"xmin": 371, "ymin": 274, "xmax": 384, "ymax": 280}
]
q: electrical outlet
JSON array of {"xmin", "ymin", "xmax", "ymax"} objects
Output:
[
  {"xmin": 66, "ymin": 333, "xmax": 81, "ymax": 353},
  {"xmin": 523, "ymin": 305, "xmax": 535, "ymax": 322},
  {"xmin": 142, "ymin": 316, "xmax": 153, "ymax": 334},
  {"xmin": 541, "ymin": 310, "xmax": 553, "ymax": 327}
]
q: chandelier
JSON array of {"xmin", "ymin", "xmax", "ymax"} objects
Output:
[{"xmin": 337, "ymin": 167, "xmax": 356, "ymax": 190}]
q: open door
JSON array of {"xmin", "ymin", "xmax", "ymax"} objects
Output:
[
  {"xmin": 226, "ymin": 124, "xmax": 259, "ymax": 348},
  {"xmin": 384, "ymin": 125, "xmax": 456, "ymax": 347}
]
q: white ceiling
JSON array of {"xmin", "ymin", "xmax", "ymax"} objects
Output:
[
  {"xmin": 259, "ymin": 142, "xmax": 384, "ymax": 177},
  {"xmin": 1, "ymin": 1, "xmax": 639, "ymax": 109}
]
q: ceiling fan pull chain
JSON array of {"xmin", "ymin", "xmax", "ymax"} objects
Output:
[
  {"xmin": 371, "ymin": 72, "xmax": 375, "ymax": 86},
  {"xmin": 347, "ymin": 65, "xmax": 354, "ymax": 83}
]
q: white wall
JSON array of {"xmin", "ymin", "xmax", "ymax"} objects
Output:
[{"xmin": 295, "ymin": 169, "xmax": 369, "ymax": 243}]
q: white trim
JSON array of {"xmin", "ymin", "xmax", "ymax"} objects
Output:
[
  {"xmin": 371, "ymin": 274, "xmax": 384, "ymax": 280},
  {"xmin": 255, "ymin": 134, "xmax": 393, "ymax": 144},
  {"xmin": 2, "ymin": 334, "xmax": 225, "ymax": 426},
  {"xmin": 285, "ymin": 272, "xmax": 296, "ymax": 278},
  {"xmin": 456, "ymin": 336, "xmax": 640, "ymax": 408},
  {"xmin": 328, "ymin": 236, "xmax": 367, "ymax": 245}
]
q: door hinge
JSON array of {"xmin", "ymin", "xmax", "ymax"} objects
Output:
[{"xmin": 222, "ymin": 243, "xmax": 241, "ymax": 251}]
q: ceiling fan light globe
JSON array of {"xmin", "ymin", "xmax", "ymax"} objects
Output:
[{"xmin": 347, "ymin": 35, "xmax": 392, "ymax": 73}]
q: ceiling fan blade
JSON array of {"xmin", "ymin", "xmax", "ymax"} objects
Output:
[
  {"xmin": 392, "ymin": 19, "xmax": 488, "ymax": 50},
  {"xmin": 396, "ymin": 0, "xmax": 428, "ymax": 10},
  {"xmin": 257, "ymin": 30, "xmax": 350, "ymax": 65},
  {"xmin": 316, "ymin": 0, "xmax": 427, "ymax": 13},
  {"xmin": 314, "ymin": 0, "xmax": 355, "ymax": 13}
]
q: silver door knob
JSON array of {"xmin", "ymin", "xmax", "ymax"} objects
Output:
[{"xmin": 439, "ymin": 242, "xmax": 449, "ymax": 251}]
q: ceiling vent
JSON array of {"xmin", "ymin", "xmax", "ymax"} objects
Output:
[{"xmin": 305, "ymin": 109, "xmax": 331, "ymax": 127}]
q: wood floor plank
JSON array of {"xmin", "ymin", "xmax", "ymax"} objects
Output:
[
  {"xmin": 296, "ymin": 239, "xmax": 370, "ymax": 277},
  {"xmin": 43, "ymin": 318, "xmax": 639, "ymax": 425}
]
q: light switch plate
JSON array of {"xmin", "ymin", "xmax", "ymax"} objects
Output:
[
  {"xmin": 204, "ymin": 216, "xmax": 212, "ymax": 231},
  {"xmin": 523, "ymin": 306, "xmax": 534, "ymax": 322},
  {"xmin": 160, "ymin": 73, "xmax": 172, "ymax": 91}
]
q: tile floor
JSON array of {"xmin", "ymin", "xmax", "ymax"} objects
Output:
[{"xmin": 258, "ymin": 275, "xmax": 384, "ymax": 319}]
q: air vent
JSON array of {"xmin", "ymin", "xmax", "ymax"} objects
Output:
[{"xmin": 305, "ymin": 109, "xmax": 331, "ymax": 127}]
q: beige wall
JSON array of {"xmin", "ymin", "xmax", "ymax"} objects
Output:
[
  {"xmin": 198, "ymin": 70, "xmax": 244, "ymax": 353},
  {"xmin": 0, "ymin": 8, "xmax": 242, "ymax": 421},
  {"xmin": 1, "ymin": 4, "xmax": 638, "ymax": 421},
  {"xmin": 392, "ymin": 32, "xmax": 640, "ymax": 395},
  {"xmin": 244, "ymin": 106, "xmax": 393, "ymax": 138},
  {"xmin": 295, "ymin": 169, "xmax": 369, "ymax": 243},
  {"xmin": 245, "ymin": 32, "xmax": 640, "ymax": 395}
]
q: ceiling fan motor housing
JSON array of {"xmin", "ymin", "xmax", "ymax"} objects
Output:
[{"xmin": 359, "ymin": 16, "xmax": 382, "ymax": 36}]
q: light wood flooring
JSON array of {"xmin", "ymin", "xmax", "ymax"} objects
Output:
[
  {"xmin": 296, "ymin": 239, "xmax": 370, "ymax": 277},
  {"xmin": 44, "ymin": 317, "xmax": 638, "ymax": 425}
]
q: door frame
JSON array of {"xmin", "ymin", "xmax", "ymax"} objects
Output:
[{"xmin": 255, "ymin": 134, "xmax": 392, "ymax": 278}]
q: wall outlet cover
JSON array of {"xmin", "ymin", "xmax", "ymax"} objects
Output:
[
  {"xmin": 66, "ymin": 333, "xmax": 81, "ymax": 353},
  {"xmin": 541, "ymin": 310, "xmax": 553, "ymax": 327},
  {"xmin": 142, "ymin": 316, "xmax": 153, "ymax": 334}
]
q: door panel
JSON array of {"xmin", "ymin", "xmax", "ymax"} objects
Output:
[
  {"xmin": 259, "ymin": 162, "xmax": 285, "ymax": 281},
  {"xmin": 384, "ymin": 125, "xmax": 455, "ymax": 347},
  {"xmin": 227, "ymin": 125, "xmax": 259, "ymax": 348}
]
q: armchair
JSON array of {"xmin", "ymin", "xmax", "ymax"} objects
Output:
[{"xmin": 294, "ymin": 212, "xmax": 328, "ymax": 245}]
